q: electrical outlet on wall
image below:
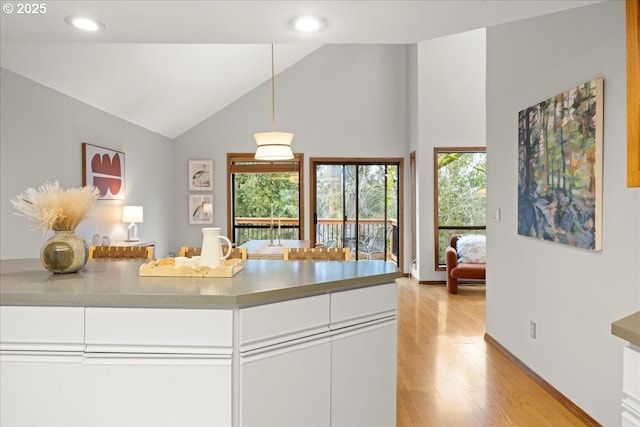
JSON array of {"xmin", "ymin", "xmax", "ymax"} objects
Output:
[{"xmin": 530, "ymin": 321, "xmax": 537, "ymax": 339}]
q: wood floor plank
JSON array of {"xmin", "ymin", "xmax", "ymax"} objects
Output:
[{"xmin": 396, "ymin": 279, "xmax": 588, "ymax": 427}]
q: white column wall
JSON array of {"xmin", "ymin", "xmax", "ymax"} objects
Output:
[
  {"xmin": 415, "ymin": 29, "xmax": 486, "ymax": 281},
  {"xmin": 486, "ymin": 2, "xmax": 639, "ymax": 424}
]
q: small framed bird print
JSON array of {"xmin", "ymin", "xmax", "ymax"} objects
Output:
[
  {"xmin": 189, "ymin": 193, "xmax": 214, "ymax": 225},
  {"xmin": 188, "ymin": 159, "xmax": 213, "ymax": 191}
]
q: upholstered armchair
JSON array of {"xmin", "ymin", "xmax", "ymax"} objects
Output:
[{"xmin": 445, "ymin": 234, "xmax": 486, "ymax": 294}]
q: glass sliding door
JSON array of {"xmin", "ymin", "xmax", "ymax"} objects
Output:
[
  {"xmin": 314, "ymin": 164, "xmax": 346, "ymax": 249},
  {"xmin": 312, "ymin": 159, "xmax": 401, "ymax": 265}
]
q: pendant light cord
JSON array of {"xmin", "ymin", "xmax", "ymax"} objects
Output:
[{"xmin": 271, "ymin": 44, "xmax": 276, "ymax": 132}]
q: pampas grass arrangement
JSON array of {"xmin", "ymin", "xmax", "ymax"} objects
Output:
[{"xmin": 11, "ymin": 181, "xmax": 100, "ymax": 232}]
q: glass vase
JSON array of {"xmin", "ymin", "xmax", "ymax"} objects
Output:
[{"xmin": 40, "ymin": 230, "xmax": 88, "ymax": 274}]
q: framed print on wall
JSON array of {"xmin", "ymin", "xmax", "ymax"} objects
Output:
[
  {"xmin": 189, "ymin": 193, "xmax": 214, "ymax": 225},
  {"xmin": 82, "ymin": 143, "xmax": 125, "ymax": 200},
  {"xmin": 189, "ymin": 160, "xmax": 214, "ymax": 191},
  {"xmin": 517, "ymin": 78, "xmax": 603, "ymax": 251}
]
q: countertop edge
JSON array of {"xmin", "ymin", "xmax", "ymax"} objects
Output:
[
  {"xmin": 233, "ymin": 271, "xmax": 404, "ymax": 306},
  {"xmin": 611, "ymin": 311, "xmax": 640, "ymax": 347},
  {"xmin": 0, "ymin": 268, "xmax": 404, "ymax": 309}
]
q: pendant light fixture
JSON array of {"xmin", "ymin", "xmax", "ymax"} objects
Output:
[{"xmin": 254, "ymin": 44, "xmax": 294, "ymax": 161}]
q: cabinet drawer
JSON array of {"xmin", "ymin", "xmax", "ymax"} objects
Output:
[
  {"xmin": 239, "ymin": 294, "xmax": 330, "ymax": 352},
  {"xmin": 330, "ymin": 283, "xmax": 397, "ymax": 329},
  {"xmin": 0, "ymin": 306, "xmax": 84, "ymax": 351},
  {"xmin": 85, "ymin": 307, "xmax": 232, "ymax": 354}
]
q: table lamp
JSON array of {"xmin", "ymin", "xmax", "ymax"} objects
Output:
[{"xmin": 122, "ymin": 205, "xmax": 143, "ymax": 242}]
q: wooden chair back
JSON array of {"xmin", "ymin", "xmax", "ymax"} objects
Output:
[
  {"xmin": 178, "ymin": 246, "xmax": 247, "ymax": 260},
  {"xmin": 283, "ymin": 247, "xmax": 351, "ymax": 261},
  {"xmin": 178, "ymin": 246, "xmax": 201, "ymax": 258},
  {"xmin": 89, "ymin": 245, "xmax": 154, "ymax": 260}
]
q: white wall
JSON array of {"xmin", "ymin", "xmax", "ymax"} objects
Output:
[
  {"xmin": 1, "ymin": 45, "xmax": 413, "ymax": 270},
  {"xmin": 415, "ymin": 29, "xmax": 486, "ymax": 281},
  {"xmin": 486, "ymin": 2, "xmax": 639, "ymax": 425},
  {"xmin": 0, "ymin": 68, "xmax": 175, "ymax": 258},
  {"xmin": 173, "ymin": 45, "xmax": 413, "ymax": 268}
]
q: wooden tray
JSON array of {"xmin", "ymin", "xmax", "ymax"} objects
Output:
[{"xmin": 139, "ymin": 258, "xmax": 243, "ymax": 278}]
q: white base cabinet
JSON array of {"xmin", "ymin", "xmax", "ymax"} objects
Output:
[
  {"xmin": 82, "ymin": 307, "xmax": 233, "ymax": 427},
  {"xmin": 1, "ymin": 306, "xmax": 233, "ymax": 427},
  {"xmin": 622, "ymin": 345, "xmax": 640, "ymax": 427},
  {"xmin": 1, "ymin": 282, "xmax": 397, "ymax": 427},
  {"xmin": 238, "ymin": 283, "xmax": 397, "ymax": 426}
]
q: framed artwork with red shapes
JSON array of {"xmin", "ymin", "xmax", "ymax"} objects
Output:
[{"xmin": 82, "ymin": 143, "xmax": 125, "ymax": 200}]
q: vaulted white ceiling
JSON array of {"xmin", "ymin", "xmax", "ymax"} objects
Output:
[{"xmin": 0, "ymin": 1, "xmax": 603, "ymax": 138}]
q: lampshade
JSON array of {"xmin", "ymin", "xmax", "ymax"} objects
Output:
[
  {"xmin": 254, "ymin": 131, "xmax": 294, "ymax": 160},
  {"xmin": 122, "ymin": 205, "xmax": 144, "ymax": 223},
  {"xmin": 255, "ymin": 44, "xmax": 294, "ymax": 161}
]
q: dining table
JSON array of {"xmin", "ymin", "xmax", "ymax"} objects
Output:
[{"xmin": 239, "ymin": 239, "xmax": 311, "ymax": 260}]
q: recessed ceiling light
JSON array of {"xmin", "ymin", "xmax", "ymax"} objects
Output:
[
  {"xmin": 289, "ymin": 15, "xmax": 327, "ymax": 33},
  {"xmin": 64, "ymin": 15, "xmax": 106, "ymax": 32}
]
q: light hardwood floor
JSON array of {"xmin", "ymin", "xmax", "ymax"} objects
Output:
[{"xmin": 396, "ymin": 278, "xmax": 587, "ymax": 427}]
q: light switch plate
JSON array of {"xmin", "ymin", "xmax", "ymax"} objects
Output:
[{"xmin": 490, "ymin": 207, "xmax": 501, "ymax": 222}]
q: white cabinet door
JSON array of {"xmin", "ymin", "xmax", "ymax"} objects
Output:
[
  {"xmin": 623, "ymin": 345, "xmax": 640, "ymax": 427},
  {"xmin": 331, "ymin": 320, "xmax": 397, "ymax": 427},
  {"xmin": 240, "ymin": 338, "xmax": 332, "ymax": 427},
  {"xmin": 83, "ymin": 355, "xmax": 232, "ymax": 426},
  {"xmin": 1, "ymin": 352, "xmax": 83, "ymax": 427}
]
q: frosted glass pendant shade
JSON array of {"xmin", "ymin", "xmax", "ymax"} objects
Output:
[{"xmin": 254, "ymin": 131, "xmax": 294, "ymax": 160}]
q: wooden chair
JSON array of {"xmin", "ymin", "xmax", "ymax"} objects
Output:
[
  {"xmin": 283, "ymin": 247, "xmax": 351, "ymax": 261},
  {"xmin": 178, "ymin": 246, "xmax": 247, "ymax": 260},
  {"xmin": 89, "ymin": 245, "xmax": 154, "ymax": 260}
]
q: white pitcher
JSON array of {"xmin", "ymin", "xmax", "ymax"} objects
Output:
[{"xmin": 199, "ymin": 227, "xmax": 232, "ymax": 268}]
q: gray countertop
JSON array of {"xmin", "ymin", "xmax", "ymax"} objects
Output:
[
  {"xmin": 0, "ymin": 258, "xmax": 402, "ymax": 309},
  {"xmin": 611, "ymin": 311, "xmax": 640, "ymax": 347}
]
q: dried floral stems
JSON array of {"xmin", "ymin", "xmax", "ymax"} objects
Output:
[{"xmin": 11, "ymin": 181, "xmax": 100, "ymax": 232}]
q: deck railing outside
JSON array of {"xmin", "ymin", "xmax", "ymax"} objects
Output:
[
  {"xmin": 234, "ymin": 218, "xmax": 398, "ymax": 262},
  {"xmin": 234, "ymin": 218, "xmax": 300, "ymax": 246}
]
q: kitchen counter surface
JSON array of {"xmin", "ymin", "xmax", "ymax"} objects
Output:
[
  {"xmin": 611, "ymin": 311, "xmax": 640, "ymax": 347},
  {"xmin": 0, "ymin": 258, "xmax": 402, "ymax": 309}
]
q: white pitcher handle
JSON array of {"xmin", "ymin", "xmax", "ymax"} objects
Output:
[{"xmin": 218, "ymin": 235, "xmax": 232, "ymax": 259}]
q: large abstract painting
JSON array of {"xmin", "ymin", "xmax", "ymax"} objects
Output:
[{"xmin": 517, "ymin": 78, "xmax": 603, "ymax": 251}]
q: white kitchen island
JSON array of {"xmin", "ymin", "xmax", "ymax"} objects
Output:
[{"xmin": 0, "ymin": 258, "xmax": 402, "ymax": 427}]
